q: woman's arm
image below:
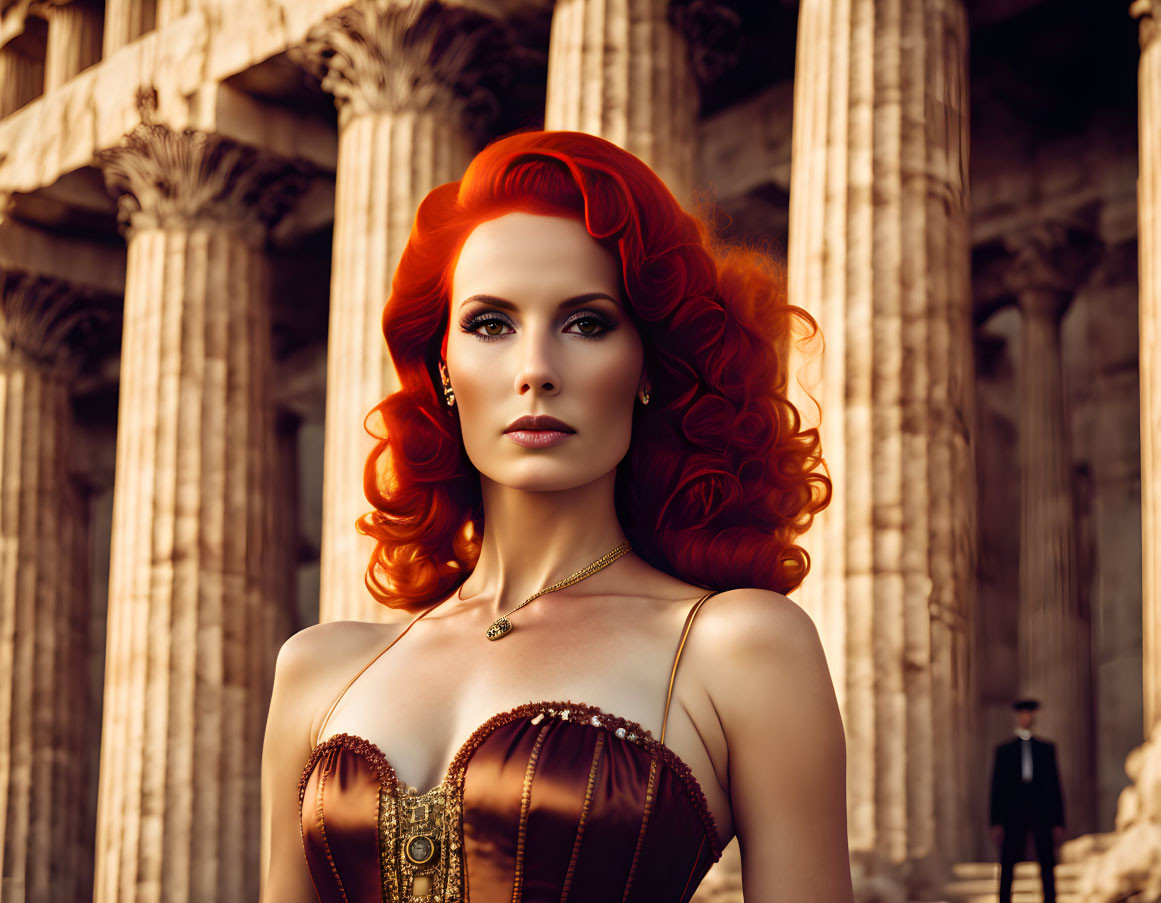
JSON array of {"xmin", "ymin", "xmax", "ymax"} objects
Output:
[
  {"xmin": 259, "ymin": 626, "xmax": 327, "ymax": 903},
  {"xmin": 701, "ymin": 589, "xmax": 854, "ymax": 902}
]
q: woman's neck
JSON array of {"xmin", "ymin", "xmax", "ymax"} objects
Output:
[{"xmin": 457, "ymin": 470, "xmax": 629, "ymax": 617}]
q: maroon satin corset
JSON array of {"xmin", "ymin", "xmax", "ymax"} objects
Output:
[
  {"xmin": 298, "ymin": 591, "xmax": 724, "ymax": 902},
  {"xmin": 299, "ymin": 699, "xmax": 722, "ymax": 902}
]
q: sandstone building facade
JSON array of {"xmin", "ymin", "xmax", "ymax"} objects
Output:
[{"xmin": 0, "ymin": 0, "xmax": 1156, "ymax": 901}]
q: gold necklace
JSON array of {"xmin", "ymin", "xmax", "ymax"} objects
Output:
[{"xmin": 484, "ymin": 540, "xmax": 632, "ymax": 640}]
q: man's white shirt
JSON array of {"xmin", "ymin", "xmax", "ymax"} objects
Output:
[{"xmin": 1016, "ymin": 728, "xmax": 1033, "ymax": 781}]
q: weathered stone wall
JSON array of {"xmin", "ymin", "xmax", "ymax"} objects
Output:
[{"xmin": 972, "ymin": 80, "xmax": 1142, "ymax": 842}]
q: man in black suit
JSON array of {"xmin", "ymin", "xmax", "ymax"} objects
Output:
[{"xmin": 989, "ymin": 698, "xmax": 1066, "ymax": 903}]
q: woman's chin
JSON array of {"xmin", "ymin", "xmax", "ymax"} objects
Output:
[{"xmin": 477, "ymin": 461, "xmax": 616, "ymax": 495}]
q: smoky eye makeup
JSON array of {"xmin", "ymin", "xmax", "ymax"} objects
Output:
[{"xmin": 458, "ymin": 308, "xmax": 619, "ymax": 341}]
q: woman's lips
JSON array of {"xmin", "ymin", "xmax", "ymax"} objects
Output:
[{"xmin": 505, "ymin": 430, "xmax": 574, "ymax": 448}]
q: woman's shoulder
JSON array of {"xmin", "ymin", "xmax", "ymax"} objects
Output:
[
  {"xmin": 271, "ymin": 619, "xmax": 414, "ymax": 747},
  {"xmin": 636, "ymin": 566, "xmax": 813, "ymax": 650},
  {"xmin": 686, "ymin": 587, "xmax": 812, "ymax": 644},
  {"xmin": 274, "ymin": 619, "xmax": 403, "ymax": 697},
  {"xmin": 686, "ymin": 588, "xmax": 842, "ymax": 773},
  {"xmin": 682, "ymin": 588, "xmax": 824, "ymax": 689}
]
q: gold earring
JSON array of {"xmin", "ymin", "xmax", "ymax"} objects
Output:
[
  {"xmin": 639, "ymin": 387, "xmax": 650, "ymax": 405},
  {"xmin": 439, "ymin": 362, "xmax": 455, "ymax": 408}
]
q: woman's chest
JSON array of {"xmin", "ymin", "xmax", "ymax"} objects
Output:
[
  {"xmin": 315, "ymin": 630, "xmax": 732, "ymax": 840},
  {"xmin": 301, "ymin": 701, "xmax": 725, "ymax": 903}
]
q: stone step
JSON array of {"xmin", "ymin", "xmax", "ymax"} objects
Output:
[
  {"xmin": 944, "ymin": 860, "xmax": 1083, "ymax": 903},
  {"xmin": 944, "ymin": 888, "xmax": 1083, "ymax": 902},
  {"xmin": 950, "ymin": 861, "xmax": 1086, "ymax": 880}
]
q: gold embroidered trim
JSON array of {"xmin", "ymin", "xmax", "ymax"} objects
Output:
[
  {"xmin": 302, "ymin": 735, "xmax": 463, "ymax": 902},
  {"xmin": 383, "ymin": 783, "xmax": 457, "ymax": 902},
  {"xmin": 560, "ymin": 731, "xmax": 605, "ymax": 901},
  {"xmin": 301, "ymin": 733, "xmax": 397, "ymax": 799},
  {"xmin": 622, "ymin": 756, "xmax": 659, "ymax": 901},
  {"xmin": 377, "ymin": 786, "xmax": 401, "ymax": 902},
  {"xmin": 510, "ymin": 722, "xmax": 552, "ymax": 903},
  {"xmin": 315, "ymin": 755, "xmax": 350, "ymax": 902}
]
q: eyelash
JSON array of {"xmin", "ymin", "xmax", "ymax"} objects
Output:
[{"xmin": 459, "ymin": 311, "xmax": 617, "ymax": 342}]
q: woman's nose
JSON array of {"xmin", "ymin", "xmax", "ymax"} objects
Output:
[{"xmin": 513, "ymin": 330, "xmax": 560, "ymax": 395}]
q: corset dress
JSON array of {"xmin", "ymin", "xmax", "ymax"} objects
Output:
[{"xmin": 298, "ymin": 591, "xmax": 726, "ymax": 903}]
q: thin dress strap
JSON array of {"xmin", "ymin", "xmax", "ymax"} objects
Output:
[
  {"xmin": 660, "ymin": 590, "xmax": 718, "ymax": 745},
  {"xmin": 315, "ymin": 601, "xmax": 446, "ymax": 744}
]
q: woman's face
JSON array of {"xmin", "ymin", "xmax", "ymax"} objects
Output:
[{"xmin": 445, "ymin": 212, "xmax": 646, "ymax": 493}]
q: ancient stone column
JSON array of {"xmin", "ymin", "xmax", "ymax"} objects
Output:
[
  {"xmin": 1133, "ymin": 0, "xmax": 1161, "ymax": 735},
  {"xmin": 544, "ymin": 0, "xmax": 737, "ymax": 203},
  {"xmin": 787, "ymin": 0, "xmax": 976, "ymax": 885},
  {"xmin": 294, "ymin": 0, "xmax": 510, "ymax": 622},
  {"xmin": 43, "ymin": 0, "xmax": 102, "ymax": 91},
  {"xmin": 0, "ymin": 269, "xmax": 97, "ymax": 903},
  {"xmin": 101, "ymin": 0, "xmax": 152, "ymax": 58},
  {"xmin": 1004, "ymin": 222, "xmax": 1100, "ymax": 836},
  {"xmin": 0, "ymin": 39, "xmax": 45, "ymax": 118},
  {"xmin": 93, "ymin": 125, "xmax": 307, "ymax": 903}
]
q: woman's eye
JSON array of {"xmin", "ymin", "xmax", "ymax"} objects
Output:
[
  {"xmin": 465, "ymin": 316, "xmax": 512, "ymax": 338},
  {"xmin": 462, "ymin": 312, "xmax": 614, "ymax": 340},
  {"xmin": 564, "ymin": 315, "xmax": 612, "ymax": 338}
]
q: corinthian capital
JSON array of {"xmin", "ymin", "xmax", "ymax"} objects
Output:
[
  {"xmin": 291, "ymin": 0, "xmax": 515, "ymax": 130},
  {"xmin": 999, "ymin": 217, "xmax": 1103, "ymax": 319},
  {"xmin": 1132, "ymin": 0, "xmax": 1157, "ymax": 50},
  {"xmin": 95, "ymin": 124, "xmax": 311, "ymax": 237},
  {"xmin": 0, "ymin": 267, "xmax": 101, "ymax": 374}
]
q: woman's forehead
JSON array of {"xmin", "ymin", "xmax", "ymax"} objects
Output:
[{"xmin": 452, "ymin": 212, "xmax": 621, "ymax": 300}]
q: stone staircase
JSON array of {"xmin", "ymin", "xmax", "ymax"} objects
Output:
[
  {"xmin": 692, "ymin": 836, "xmax": 1116, "ymax": 903},
  {"xmin": 943, "ymin": 860, "xmax": 1086, "ymax": 903}
]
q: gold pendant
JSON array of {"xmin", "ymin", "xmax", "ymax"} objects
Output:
[{"xmin": 485, "ymin": 617, "xmax": 512, "ymax": 640}]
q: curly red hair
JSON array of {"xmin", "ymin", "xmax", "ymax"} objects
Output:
[{"xmin": 358, "ymin": 129, "xmax": 830, "ymax": 608}]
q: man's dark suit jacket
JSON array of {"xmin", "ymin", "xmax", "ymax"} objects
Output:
[{"xmin": 989, "ymin": 736, "xmax": 1065, "ymax": 828}]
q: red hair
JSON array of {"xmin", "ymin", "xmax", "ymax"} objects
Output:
[{"xmin": 359, "ymin": 129, "xmax": 831, "ymax": 608}]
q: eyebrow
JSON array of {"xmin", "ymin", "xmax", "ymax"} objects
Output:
[{"xmin": 457, "ymin": 292, "xmax": 621, "ymax": 311}]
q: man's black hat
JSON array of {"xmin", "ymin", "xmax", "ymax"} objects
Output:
[{"xmin": 1012, "ymin": 698, "xmax": 1040, "ymax": 711}]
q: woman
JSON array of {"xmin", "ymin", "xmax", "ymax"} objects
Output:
[{"xmin": 260, "ymin": 130, "xmax": 850, "ymax": 902}]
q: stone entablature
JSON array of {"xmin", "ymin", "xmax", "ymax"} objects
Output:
[{"xmin": 0, "ymin": 0, "xmax": 392, "ymax": 191}]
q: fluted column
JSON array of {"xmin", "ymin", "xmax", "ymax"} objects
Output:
[
  {"xmin": 0, "ymin": 269, "xmax": 98, "ymax": 902},
  {"xmin": 0, "ymin": 42, "xmax": 44, "ymax": 118},
  {"xmin": 44, "ymin": 0, "xmax": 102, "ymax": 91},
  {"xmin": 787, "ymin": 0, "xmax": 976, "ymax": 883},
  {"xmin": 1005, "ymin": 223, "xmax": 1100, "ymax": 836},
  {"xmin": 101, "ymin": 0, "xmax": 152, "ymax": 58},
  {"xmin": 93, "ymin": 125, "xmax": 307, "ymax": 903},
  {"xmin": 1134, "ymin": 0, "xmax": 1161, "ymax": 735},
  {"xmin": 294, "ymin": 0, "xmax": 510, "ymax": 622},
  {"xmin": 545, "ymin": 0, "xmax": 737, "ymax": 203}
]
